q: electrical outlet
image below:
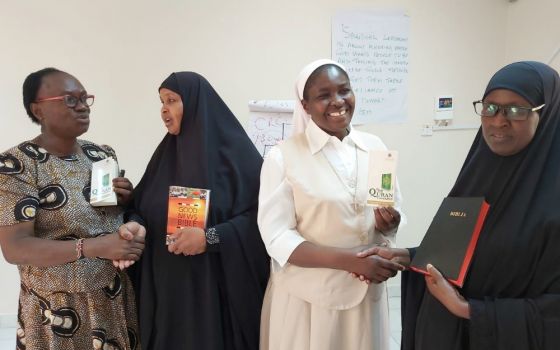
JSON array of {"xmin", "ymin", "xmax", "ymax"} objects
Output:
[{"xmin": 421, "ymin": 125, "xmax": 433, "ymax": 136}]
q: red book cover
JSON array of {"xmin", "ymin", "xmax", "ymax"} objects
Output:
[
  {"xmin": 410, "ymin": 197, "xmax": 489, "ymax": 287},
  {"xmin": 166, "ymin": 186, "xmax": 210, "ymax": 245}
]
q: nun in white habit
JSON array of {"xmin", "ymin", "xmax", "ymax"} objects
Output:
[{"xmin": 258, "ymin": 59, "xmax": 405, "ymax": 350}]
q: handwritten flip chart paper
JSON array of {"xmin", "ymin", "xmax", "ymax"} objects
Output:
[
  {"xmin": 332, "ymin": 11, "xmax": 410, "ymax": 124},
  {"xmin": 247, "ymin": 100, "xmax": 295, "ymax": 157}
]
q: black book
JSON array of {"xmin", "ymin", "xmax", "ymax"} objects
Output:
[{"xmin": 410, "ymin": 197, "xmax": 489, "ymax": 287}]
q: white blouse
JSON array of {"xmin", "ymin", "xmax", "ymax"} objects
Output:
[
  {"xmin": 258, "ymin": 120, "xmax": 404, "ymax": 272},
  {"xmin": 258, "ymin": 120, "xmax": 406, "ymax": 271}
]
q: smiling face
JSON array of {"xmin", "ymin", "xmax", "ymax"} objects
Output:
[
  {"xmin": 481, "ymin": 89, "xmax": 540, "ymax": 156},
  {"xmin": 30, "ymin": 72, "xmax": 91, "ymax": 139},
  {"xmin": 159, "ymin": 88, "xmax": 184, "ymax": 135},
  {"xmin": 302, "ymin": 65, "xmax": 355, "ymax": 140}
]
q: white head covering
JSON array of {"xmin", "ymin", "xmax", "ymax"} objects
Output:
[{"xmin": 292, "ymin": 59, "xmax": 349, "ymax": 134}]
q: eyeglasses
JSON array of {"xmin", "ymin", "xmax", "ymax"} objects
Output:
[
  {"xmin": 35, "ymin": 94, "xmax": 95, "ymax": 108},
  {"xmin": 472, "ymin": 100, "xmax": 544, "ymax": 121}
]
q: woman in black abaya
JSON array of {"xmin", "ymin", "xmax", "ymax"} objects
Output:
[
  {"xmin": 128, "ymin": 72, "xmax": 269, "ymax": 350},
  {"xmin": 362, "ymin": 61, "xmax": 560, "ymax": 349}
]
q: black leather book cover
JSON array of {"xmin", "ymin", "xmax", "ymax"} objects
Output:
[{"xmin": 410, "ymin": 197, "xmax": 489, "ymax": 287}]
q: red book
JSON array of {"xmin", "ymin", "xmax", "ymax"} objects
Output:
[{"xmin": 410, "ymin": 197, "xmax": 489, "ymax": 288}]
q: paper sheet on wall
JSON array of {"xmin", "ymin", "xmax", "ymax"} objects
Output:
[
  {"xmin": 246, "ymin": 100, "xmax": 295, "ymax": 157},
  {"xmin": 332, "ymin": 11, "xmax": 410, "ymax": 124}
]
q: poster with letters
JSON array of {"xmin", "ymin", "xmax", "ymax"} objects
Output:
[
  {"xmin": 246, "ymin": 100, "xmax": 295, "ymax": 157},
  {"xmin": 332, "ymin": 11, "xmax": 410, "ymax": 124}
]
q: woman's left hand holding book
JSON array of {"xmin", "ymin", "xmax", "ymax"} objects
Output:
[
  {"xmin": 167, "ymin": 227, "xmax": 207, "ymax": 256},
  {"xmin": 424, "ymin": 264, "xmax": 470, "ymax": 319}
]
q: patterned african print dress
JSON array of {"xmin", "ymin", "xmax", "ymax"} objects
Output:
[{"xmin": 0, "ymin": 139, "xmax": 139, "ymax": 350}]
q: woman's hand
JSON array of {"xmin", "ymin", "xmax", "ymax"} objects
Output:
[
  {"xmin": 111, "ymin": 222, "xmax": 146, "ymax": 270},
  {"xmin": 167, "ymin": 227, "xmax": 206, "ymax": 256},
  {"xmin": 357, "ymin": 246, "xmax": 411, "ymax": 267},
  {"xmin": 350, "ymin": 253, "xmax": 404, "ymax": 284},
  {"xmin": 88, "ymin": 225, "xmax": 145, "ymax": 263},
  {"xmin": 374, "ymin": 207, "xmax": 401, "ymax": 233},
  {"xmin": 352, "ymin": 246, "xmax": 410, "ymax": 283},
  {"xmin": 425, "ymin": 264, "xmax": 470, "ymax": 319},
  {"xmin": 113, "ymin": 177, "xmax": 134, "ymax": 206}
]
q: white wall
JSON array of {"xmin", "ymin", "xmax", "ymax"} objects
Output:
[
  {"xmin": 0, "ymin": 0, "xmax": 536, "ymax": 315},
  {"xmin": 505, "ymin": 0, "xmax": 560, "ymax": 71}
]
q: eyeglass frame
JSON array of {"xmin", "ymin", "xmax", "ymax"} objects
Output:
[
  {"xmin": 472, "ymin": 100, "xmax": 545, "ymax": 121},
  {"xmin": 35, "ymin": 94, "xmax": 95, "ymax": 108}
]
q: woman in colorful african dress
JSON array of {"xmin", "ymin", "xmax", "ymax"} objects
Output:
[{"xmin": 0, "ymin": 67, "xmax": 145, "ymax": 350}]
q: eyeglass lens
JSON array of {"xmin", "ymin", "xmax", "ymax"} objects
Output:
[
  {"xmin": 477, "ymin": 102, "xmax": 528, "ymax": 120},
  {"xmin": 64, "ymin": 95, "xmax": 94, "ymax": 107}
]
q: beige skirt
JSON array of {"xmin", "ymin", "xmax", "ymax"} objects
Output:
[{"xmin": 260, "ymin": 276, "xmax": 391, "ymax": 350}]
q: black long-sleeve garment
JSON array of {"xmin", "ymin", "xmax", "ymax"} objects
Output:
[
  {"xmin": 401, "ymin": 62, "xmax": 560, "ymax": 350},
  {"xmin": 128, "ymin": 72, "xmax": 269, "ymax": 350}
]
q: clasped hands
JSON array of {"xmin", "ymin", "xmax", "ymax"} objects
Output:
[
  {"xmin": 351, "ymin": 246, "xmax": 409, "ymax": 284},
  {"xmin": 348, "ymin": 206, "xmax": 405, "ymax": 283},
  {"xmin": 354, "ymin": 246, "xmax": 470, "ymax": 319},
  {"xmin": 111, "ymin": 221, "xmax": 146, "ymax": 270}
]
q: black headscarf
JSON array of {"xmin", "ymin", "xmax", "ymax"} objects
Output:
[
  {"xmin": 130, "ymin": 72, "xmax": 269, "ymax": 350},
  {"xmin": 402, "ymin": 62, "xmax": 560, "ymax": 349}
]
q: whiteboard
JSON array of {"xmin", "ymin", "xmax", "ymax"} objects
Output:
[{"xmin": 246, "ymin": 100, "xmax": 295, "ymax": 157}]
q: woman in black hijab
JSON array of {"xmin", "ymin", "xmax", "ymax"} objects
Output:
[
  {"xmin": 362, "ymin": 61, "xmax": 560, "ymax": 349},
  {"xmin": 128, "ymin": 72, "xmax": 269, "ymax": 350}
]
